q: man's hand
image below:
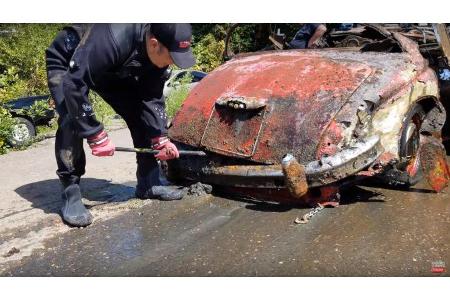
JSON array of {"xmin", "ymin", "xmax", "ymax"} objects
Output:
[
  {"xmin": 151, "ymin": 136, "xmax": 179, "ymax": 161},
  {"xmin": 87, "ymin": 130, "xmax": 115, "ymax": 156},
  {"xmin": 307, "ymin": 24, "xmax": 327, "ymax": 49}
]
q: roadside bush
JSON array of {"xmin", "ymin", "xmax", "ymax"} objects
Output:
[
  {"xmin": 192, "ymin": 33, "xmax": 225, "ymax": 72},
  {"xmin": 0, "ymin": 106, "xmax": 16, "ymax": 154},
  {"xmin": 0, "ymin": 24, "xmax": 63, "ymax": 102},
  {"xmin": 0, "ymin": 66, "xmax": 29, "ymax": 101},
  {"xmin": 228, "ymin": 24, "xmax": 258, "ymax": 53}
]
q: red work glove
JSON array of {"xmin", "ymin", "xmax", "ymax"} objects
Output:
[
  {"xmin": 87, "ymin": 130, "xmax": 115, "ymax": 157},
  {"xmin": 151, "ymin": 136, "xmax": 179, "ymax": 161}
]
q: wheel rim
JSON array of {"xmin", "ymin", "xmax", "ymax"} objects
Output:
[
  {"xmin": 402, "ymin": 114, "xmax": 422, "ymax": 176},
  {"xmin": 11, "ymin": 123, "xmax": 31, "ymax": 142},
  {"xmin": 404, "ymin": 122, "xmax": 420, "ymax": 159}
]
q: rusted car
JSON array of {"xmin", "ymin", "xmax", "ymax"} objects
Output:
[{"xmin": 167, "ymin": 33, "xmax": 450, "ymax": 205}]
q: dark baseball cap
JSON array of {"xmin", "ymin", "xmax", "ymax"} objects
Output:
[{"xmin": 150, "ymin": 23, "xmax": 196, "ymax": 69}]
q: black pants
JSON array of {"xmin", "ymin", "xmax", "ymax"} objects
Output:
[
  {"xmin": 288, "ymin": 39, "xmax": 307, "ymax": 49},
  {"xmin": 47, "ymin": 29, "xmax": 158, "ymax": 188}
]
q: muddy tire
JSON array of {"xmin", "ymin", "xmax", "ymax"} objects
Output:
[
  {"xmin": 7, "ymin": 117, "xmax": 36, "ymax": 148},
  {"xmin": 383, "ymin": 105, "xmax": 426, "ymax": 187}
]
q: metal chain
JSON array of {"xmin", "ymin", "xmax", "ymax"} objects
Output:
[{"xmin": 294, "ymin": 203, "xmax": 325, "ymax": 224}]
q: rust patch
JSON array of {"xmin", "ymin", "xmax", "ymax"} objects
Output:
[
  {"xmin": 169, "ymin": 104, "xmax": 209, "ymax": 147},
  {"xmin": 200, "ymin": 106, "xmax": 265, "ymax": 157},
  {"xmin": 419, "ymin": 139, "xmax": 450, "ymax": 192},
  {"xmin": 316, "ymin": 119, "xmax": 344, "ymax": 159}
]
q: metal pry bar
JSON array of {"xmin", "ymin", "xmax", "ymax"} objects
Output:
[{"xmin": 115, "ymin": 147, "xmax": 207, "ymax": 156}]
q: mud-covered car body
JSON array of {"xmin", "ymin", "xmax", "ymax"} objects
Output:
[{"xmin": 168, "ymin": 33, "xmax": 448, "ymax": 202}]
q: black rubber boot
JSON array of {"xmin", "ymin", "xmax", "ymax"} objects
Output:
[
  {"xmin": 61, "ymin": 184, "xmax": 93, "ymax": 227},
  {"xmin": 135, "ymin": 167, "xmax": 185, "ymax": 201}
]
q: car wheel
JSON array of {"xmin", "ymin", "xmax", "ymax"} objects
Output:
[
  {"xmin": 392, "ymin": 104, "xmax": 426, "ymax": 187},
  {"xmin": 7, "ymin": 117, "xmax": 36, "ymax": 147}
]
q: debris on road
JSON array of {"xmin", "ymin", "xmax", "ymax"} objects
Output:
[{"xmin": 187, "ymin": 182, "xmax": 213, "ymax": 196}]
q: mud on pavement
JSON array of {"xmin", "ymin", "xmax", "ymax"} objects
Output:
[
  {"xmin": 1, "ymin": 127, "xmax": 449, "ymax": 276},
  {"xmin": 2, "ymin": 166, "xmax": 450, "ymax": 276}
]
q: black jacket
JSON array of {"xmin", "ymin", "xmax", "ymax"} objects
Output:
[{"xmin": 46, "ymin": 24, "xmax": 170, "ymax": 138}]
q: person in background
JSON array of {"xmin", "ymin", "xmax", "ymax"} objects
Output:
[{"xmin": 289, "ymin": 23, "xmax": 327, "ymax": 49}]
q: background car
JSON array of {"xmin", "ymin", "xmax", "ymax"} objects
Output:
[
  {"xmin": 163, "ymin": 69, "xmax": 208, "ymax": 98},
  {"xmin": 2, "ymin": 95, "xmax": 55, "ymax": 147}
]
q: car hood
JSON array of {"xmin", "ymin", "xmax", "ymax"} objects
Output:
[{"xmin": 169, "ymin": 51, "xmax": 376, "ymax": 164}]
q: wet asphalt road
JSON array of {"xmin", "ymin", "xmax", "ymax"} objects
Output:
[{"xmin": 3, "ymin": 162, "xmax": 450, "ymax": 277}]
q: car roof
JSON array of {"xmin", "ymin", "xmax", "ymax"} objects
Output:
[
  {"xmin": 4, "ymin": 95, "xmax": 50, "ymax": 109},
  {"xmin": 171, "ymin": 69, "xmax": 207, "ymax": 77}
]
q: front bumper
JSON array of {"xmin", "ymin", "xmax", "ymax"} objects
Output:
[{"xmin": 169, "ymin": 136, "xmax": 383, "ymax": 190}]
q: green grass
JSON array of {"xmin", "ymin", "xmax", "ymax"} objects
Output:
[
  {"xmin": 165, "ymin": 73, "xmax": 193, "ymax": 118},
  {"xmin": 90, "ymin": 92, "xmax": 116, "ymax": 126},
  {"xmin": 36, "ymin": 121, "xmax": 57, "ymax": 136}
]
